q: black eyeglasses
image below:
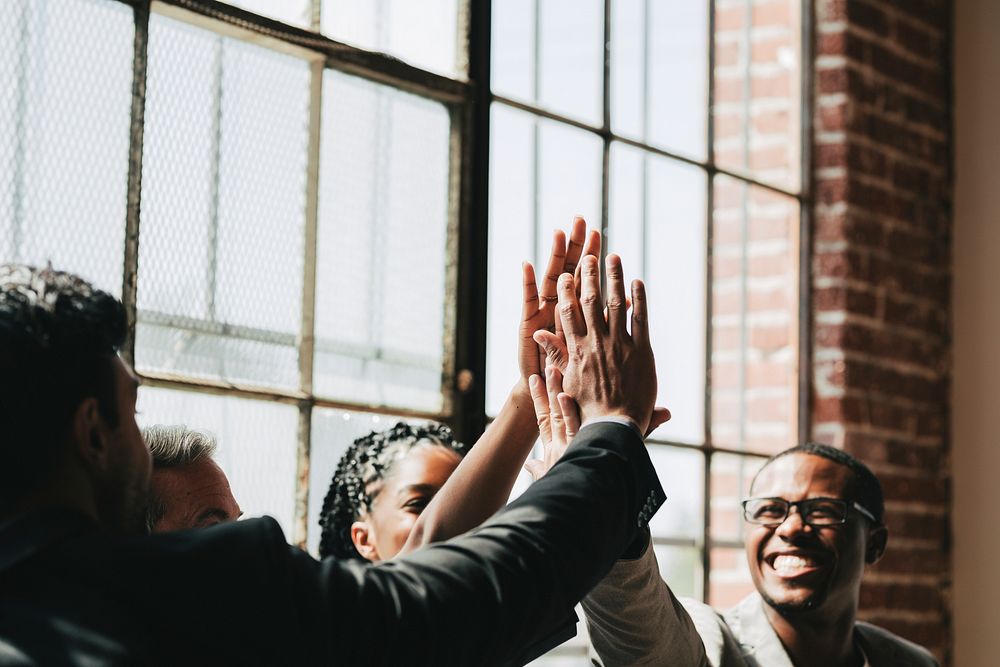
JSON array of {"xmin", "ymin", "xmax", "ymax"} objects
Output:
[{"xmin": 741, "ymin": 497, "xmax": 877, "ymax": 527}]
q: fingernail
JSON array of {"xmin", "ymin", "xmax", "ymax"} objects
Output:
[{"xmin": 529, "ymin": 375, "xmax": 540, "ymax": 388}]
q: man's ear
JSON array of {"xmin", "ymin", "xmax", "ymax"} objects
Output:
[
  {"xmin": 865, "ymin": 524, "xmax": 888, "ymax": 565},
  {"xmin": 69, "ymin": 397, "xmax": 110, "ymax": 473},
  {"xmin": 351, "ymin": 520, "xmax": 380, "ymax": 562}
]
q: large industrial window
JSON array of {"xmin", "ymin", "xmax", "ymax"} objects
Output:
[{"xmin": 0, "ymin": 0, "xmax": 809, "ymax": 662}]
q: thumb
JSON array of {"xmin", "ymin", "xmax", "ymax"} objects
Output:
[{"xmin": 644, "ymin": 407, "xmax": 672, "ymax": 438}]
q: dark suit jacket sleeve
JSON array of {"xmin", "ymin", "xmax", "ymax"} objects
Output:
[{"xmin": 285, "ymin": 422, "xmax": 665, "ymax": 666}]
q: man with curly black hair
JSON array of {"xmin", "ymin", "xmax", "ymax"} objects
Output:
[
  {"xmin": 0, "ymin": 241, "xmax": 665, "ymax": 666},
  {"xmin": 318, "ymin": 422, "xmax": 468, "ymax": 561}
]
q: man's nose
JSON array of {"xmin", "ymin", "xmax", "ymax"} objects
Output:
[{"xmin": 774, "ymin": 506, "xmax": 811, "ymax": 538}]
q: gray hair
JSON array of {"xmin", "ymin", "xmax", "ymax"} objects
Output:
[
  {"xmin": 142, "ymin": 425, "xmax": 219, "ymax": 531},
  {"xmin": 143, "ymin": 424, "xmax": 218, "ymax": 469}
]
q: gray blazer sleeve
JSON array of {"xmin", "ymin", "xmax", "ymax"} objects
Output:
[{"xmin": 583, "ymin": 536, "xmax": 710, "ymax": 667}]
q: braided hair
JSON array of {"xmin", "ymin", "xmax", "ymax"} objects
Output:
[{"xmin": 318, "ymin": 421, "xmax": 467, "ymax": 560}]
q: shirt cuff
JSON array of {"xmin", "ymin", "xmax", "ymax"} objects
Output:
[{"xmin": 580, "ymin": 415, "xmax": 643, "ymax": 439}]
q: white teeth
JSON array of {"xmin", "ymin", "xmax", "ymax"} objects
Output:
[{"xmin": 772, "ymin": 555, "xmax": 817, "ymax": 574}]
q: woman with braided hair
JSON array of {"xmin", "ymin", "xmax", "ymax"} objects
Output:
[{"xmin": 318, "ymin": 421, "xmax": 468, "ymax": 561}]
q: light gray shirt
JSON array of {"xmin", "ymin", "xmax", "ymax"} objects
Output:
[{"xmin": 582, "ymin": 540, "xmax": 939, "ymax": 667}]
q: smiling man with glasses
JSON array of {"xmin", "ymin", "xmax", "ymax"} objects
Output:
[{"xmin": 583, "ymin": 442, "xmax": 939, "ymax": 667}]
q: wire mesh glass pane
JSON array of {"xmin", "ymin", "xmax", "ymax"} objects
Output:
[
  {"xmin": 313, "ymin": 70, "xmax": 451, "ymax": 413},
  {"xmin": 137, "ymin": 386, "xmax": 299, "ymax": 537},
  {"xmin": 492, "ymin": 0, "xmax": 604, "ymax": 125},
  {"xmin": 0, "ymin": 0, "xmax": 134, "ymax": 294},
  {"xmin": 609, "ymin": 143, "xmax": 707, "ymax": 444},
  {"xmin": 711, "ymin": 175, "xmax": 798, "ymax": 453},
  {"xmin": 710, "ymin": 452, "xmax": 766, "ymax": 543},
  {"xmin": 612, "ymin": 0, "xmax": 709, "ymax": 160},
  {"xmin": 321, "ymin": 0, "xmax": 460, "ymax": 78},
  {"xmin": 135, "ymin": 13, "xmax": 311, "ymax": 390},
  {"xmin": 713, "ymin": 0, "xmax": 802, "ymax": 191},
  {"xmin": 224, "ymin": 0, "xmax": 312, "ymax": 29},
  {"xmin": 487, "ymin": 104, "xmax": 602, "ymax": 415},
  {"xmin": 709, "ymin": 546, "xmax": 755, "ymax": 610},
  {"xmin": 653, "ymin": 544, "xmax": 702, "ymax": 600},
  {"xmin": 647, "ymin": 445, "xmax": 704, "ymax": 540},
  {"xmin": 307, "ymin": 407, "xmax": 432, "ymax": 555}
]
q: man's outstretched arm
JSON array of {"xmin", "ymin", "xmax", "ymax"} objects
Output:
[
  {"xmin": 291, "ymin": 421, "xmax": 662, "ymax": 666},
  {"xmin": 290, "ymin": 253, "xmax": 665, "ymax": 666}
]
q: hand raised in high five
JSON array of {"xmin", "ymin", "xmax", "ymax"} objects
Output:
[
  {"xmin": 519, "ymin": 217, "xmax": 601, "ymax": 383},
  {"xmin": 534, "ymin": 254, "xmax": 657, "ymax": 434},
  {"xmin": 524, "ymin": 366, "xmax": 580, "ymax": 481}
]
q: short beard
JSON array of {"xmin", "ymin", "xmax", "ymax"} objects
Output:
[{"xmin": 760, "ymin": 586, "xmax": 829, "ymax": 616}]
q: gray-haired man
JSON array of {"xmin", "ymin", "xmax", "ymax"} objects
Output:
[{"xmin": 143, "ymin": 425, "xmax": 242, "ymax": 532}]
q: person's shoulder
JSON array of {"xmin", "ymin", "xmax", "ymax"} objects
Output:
[
  {"xmin": 134, "ymin": 516, "xmax": 291, "ymax": 572},
  {"xmin": 856, "ymin": 621, "xmax": 940, "ymax": 666}
]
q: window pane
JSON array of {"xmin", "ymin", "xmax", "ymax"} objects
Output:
[
  {"xmin": 487, "ymin": 105, "xmax": 602, "ymax": 414},
  {"xmin": 612, "ymin": 0, "xmax": 708, "ymax": 159},
  {"xmin": 307, "ymin": 408, "xmax": 430, "ymax": 555},
  {"xmin": 647, "ymin": 445, "xmax": 704, "ymax": 540},
  {"xmin": 321, "ymin": 0, "xmax": 460, "ymax": 78},
  {"xmin": 137, "ymin": 387, "xmax": 300, "ymax": 537},
  {"xmin": 609, "ymin": 143, "xmax": 707, "ymax": 444},
  {"xmin": 224, "ymin": 0, "xmax": 312, "ymax": 28},
  {"xmin": 711, "ymin": 175, "xmax": 798, "ymax": 453},
  {"xmin": 313, "ymin": 71, "xmax": 451, "ymax": 413},
  {"xmin": 713, "ymin": 0, "xmax": 802, "ymax": 191},
  {"xmin": 653, "ymin": 545, "xmax": 702, "ymax": 600},
  {"xmin": 136, "ymin": 14, "xmax": 311, "ymax": 389},
  {"xmin": 0, "ymin": 0, "xmax": 133, "ymax": 294},
  {"xmin": 710, "ymin": 452, "xmax": 766, "ymax": 543},
  {"xmin": 709, "ymin": 546, "xmax": 755, "ymax": 610},
  {"xmin": 492, "ymin": 0, "xmax": 603, "ymax": 125}
]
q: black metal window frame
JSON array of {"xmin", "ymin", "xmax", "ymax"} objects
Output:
[{"xmin": 101, "ymin": 0, "xmax": 811, "ymax": 598}]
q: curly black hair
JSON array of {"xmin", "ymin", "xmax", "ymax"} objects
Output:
[
  {"xmin": 0, "ymin": 264, "xmax": 126, "ymax": 510},
  {"xmin": 318, "ymin": 421, "xmax": 467, "ymax": 560}
]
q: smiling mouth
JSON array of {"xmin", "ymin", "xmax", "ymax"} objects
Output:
[{"xmin": 766, "ymin": 554, "xmax": 825, "ymax": 579}]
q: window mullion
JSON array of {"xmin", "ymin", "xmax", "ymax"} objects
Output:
[
  {"xmin": 122, "ymin": 1, "xmax": 151, "ymax": 366},
  {"xmin": 291, "ymin": 59, "xmax": 324, "ymax": 549}
]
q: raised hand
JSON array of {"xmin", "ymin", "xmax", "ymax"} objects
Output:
[
  {"xmin": 519, "ymin": 217, "xmax": 600, "ymax": 383},
  {"xmin": 535, "ymin": 254, "xmax": 657, "ymax": 434},
  {"xmin": 524, "ymin": 366, "xmax": 581, "ymax": 481}
]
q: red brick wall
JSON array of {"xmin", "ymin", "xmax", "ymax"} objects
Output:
[
  {"xmin": 709, "ymin": 0, "xmax": 802, "ymax": 609},
  {"xmin": 812, "ymin": 0, "xmax": 951, "ymax": 662}
]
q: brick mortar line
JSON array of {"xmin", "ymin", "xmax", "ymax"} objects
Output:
[
  {"xmin": 812, "ymin": 420, "xmax": 947, "ymax": 449},
  {"xmin": 813, "ymin": 312, "xmax": 948, "ymax": 347},
  {"xmin": 855, "ymin": 0, "xmax": 950, "ymax": 42},
  {"xmin": 851, "ymin": 100, "xmax": 948, "ymax": 143},
  {"xmin": 844, "ymin": 61, "xmax": 949, "ymax": 112},
  {"xmin": 838, "ymin": 172, "xmax": 950, "ymax": 214},
  {"xmin": 882, "ymin": 501, "xmax": 948, "ymax": 516},
  {"xmin": 813, "ymin": 348, "xmax": 946, "ymax": 383},
  {"xmin": 813, "ymin": 242, "xmax": 951, "ymax": 279},
  {"xmin": 813, "ymin": 277, "xmax": 950, "ymax": 311},
  {"xmin": 814, "ymin": 202, "xmax": 952, "ymax": 239},
  {"xmin": 814, "ymin": 131, "xmax": 947, "ymax": 175},
  {"xmin": 844, "ymin": 22, "xmax": 946, "ymax": 73}
]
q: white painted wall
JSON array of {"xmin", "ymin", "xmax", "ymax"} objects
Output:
[{"xmin": 952, "ymin": 0, "xmax": 1000, "ymax": 664}]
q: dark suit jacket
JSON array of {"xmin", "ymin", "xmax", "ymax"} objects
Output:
[{"xmin": 0, "ymin": 422, "xmax": 664, "ymax": 666}]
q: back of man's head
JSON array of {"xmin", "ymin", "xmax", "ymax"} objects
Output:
[{"xmin": 0, "ymin": 264, "xmax": 127, "ymax": 511}]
